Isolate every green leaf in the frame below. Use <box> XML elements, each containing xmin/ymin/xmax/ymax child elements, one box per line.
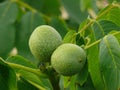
<box><xmin>80</xmin><ymin>0</ymin><xmax>91</xmax><ymax>11</ymax></box>
<box><xmin>59</xmin><ymin>76</ymin><xmax>76</xmax><ymax>90</ymax></box>
<box><xmin>63</xmin><ymin>30</ymin><xmax>76</xmax><ymax>43</ymax></box>
<box><xmin>6</xmin><ymin>55</ymin><xmax>37</xmax><ymax>69</ymax></box>
<box><xmin>61</xmin><ymin>0</ymin><xmax>88</xmax><ymax>24</ymax></box>
<box><xmin>59</xmin><ymin>64</ymin><xmax>88</xmax><ymax>90</ymax></box>
<box><xmin>6</xmin><ymin>55</ymin><xmax>47</xmax><ymax>78</ymax></box>
<box><xmin>99</xmin><ymin>34</ymin><xmax>120</xmax><ymax>90</ymax></box>
<box><xmin>92</xmin><ymin>20</ymin><xmax>120</xmax><ymax>40</ymax></box>
<box><xmin>80</xmin><ymin>0</ymin><xmax>97</xmax><ymax>11</ymax></box>
<box><xmin>76</xmin><ymin>34</ymin><xmax>85</xmax><ymax>46</ymax></box>
<box><xmin>0</xmin><ymin>57</ymin><xmax>17</xmax><ymax>90</ymax></box>
<box><xmin>0</xmin><ymin>0</ymin><xmax>18</xmax><ymax>58</ymax></box>
<box><xmin>76</xmin><ymin>75</ymin><xmax>95</xmax><ymax>90</ymax></box>
<box><xmin>78</xmin><ymin>19</ymin><xmax>91</xmax><ymax>37</ymax></box>
<box><xmin>0</xmin><ymin>1</ymin><xmax>18</xmax><ymax>24</ymax></box>
<box><xmin>17</xmin><ymin>77</ymin><xmax>38</xmax><ymax>90</ymax></box>
<box><xmin>0</xmin><ymin>23</ymin><xmax>15</xmax><ymax>58</ymax></box>
<box><xmin>76</xmin><ymin>63</ymin><xmax>88</xmax><ymax>86</ymax></box>
<box><xmin>23</xmin><ymin>0</ymin><xmax>60</xmax><ymax>16</ymax></box>
<box><xmin>22</xmin><ymin>0</ymin><xmax>44</xmax><ymax>12</ymax></box>
<box><xmin>112</xmin><ymin>31</ymin><xmax>120</xmax><ymax>44</ymax></box>
<box><xmin>41</xmin><ymin>0</ymin><xmax>61</xmax><ymax>16</ymax></box>
<box><xmin>16</xmin><ymin>11</ymin><xmax>45</xmax><ymax>63</ymax></box>
<box><xmin>108</xmin><ymin>0</ymin><xmax>120</xmax><ymax>3</ymax></box>
<box><xmin>60</xmin><ymin>69</ymin><xmax>88</xmax><ymax>90</ymax></box>
<box><xmin>19</xmin><ymin>70</ymin><xmax>53</xmax><ymax>90</ymax></box>
<box><xmin>98</xmin><ymin>5</ymin><xmax>120</xmax><ymax>26</ymax></box>
<box><xmin>108</xmin><ymin>0</ymin><xmax>114</xmax><ymax>3</ymax></box>
<box><xmin>87</xmin><ymin>29</ymin><xmax>105</xmax><ymax>90</ymax></box>
<box><xmin>50</xmin><ymin>17</ymin><xmax>68</xmax><ymax>38</ymax></box>
<box><xmin>59</xmin><ymin>76</ymin><xmax>71</xmax><ymax>90</ymax></box>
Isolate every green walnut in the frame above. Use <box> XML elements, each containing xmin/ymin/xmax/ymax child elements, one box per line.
<box><xmin>29</xmin><ymin>25</ymin><xmax>62</xmax><ymax>62</ymax></box>
<box><xmin>51</xmin><ymin>43</ymin><xmax>86</xmax><ymax>76</ymax></box>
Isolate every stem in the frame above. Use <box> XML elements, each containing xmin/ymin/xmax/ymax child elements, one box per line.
<box><xmin>46</xmin><ymin>66</ymin><xmax>60</xmax><ymax>90</ymax></box>
<box><xmin>78</xmin><ymin>3</ymin><xmax>119</xmax><ymax>34</ymax></box>
<box><xmin>7</xmin><ymin>62</ymin><xmax>48</xmax><ymax>78</ymax></box>
<box><xmin>85</xmin><ymin>39</ymin><xmax>101</xmax><ymax>49</ymax></box>
<box><xmin>11</xmin><ymin>0</ymin><xmax>50</xmax><ymax>21</ymax></box>
<box><xmin>78</xmin><ymin>20</ymin><xmax>94</xmax><ymax>34</ymax></box>
<box><xmin>12</xmin><ymin>0</ymin><xmax>37</xmax><ymax>13</ymax></box>
<box><xmin>85</xmin><ymin>31</ymin><xmax>120</xmax><ymax>49</ymax></box>
<box><xmin>49</xmin><ymin>73</ymin><xmax>60</xmax><ymax>90</ymax></box>
<box><xmin>96</xmin><ymin>5</ymin><xmax>116</xmax><ymax>20</ymax></box>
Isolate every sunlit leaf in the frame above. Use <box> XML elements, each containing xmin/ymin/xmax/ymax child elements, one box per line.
<box><xmin>6</xmin><ymin>55</ymin><xmax>37</xmax><ymax>69</ymax></box>
<box><xmin>112</xmin><ymin>31</ymin><xmax>120</xmax><ymax>44</ymax></box>
<box><xmin>59</xmin><ymin>75</ymin><xmax>76</xmax><ymax>90</ymax></box>
<box><xmin>87</xmin><ymin>29</ymin><xmax>105</xmax><ymax>90</ymax></box>
<box><xmin>98</xmin><ymin>5</ymin><xmax>120</xmax><ymax>26</ymax></box>
<box><xmin>63</xmin><ymin>30</ymin><xmax>76</xmax><ymax>43</ymax></box>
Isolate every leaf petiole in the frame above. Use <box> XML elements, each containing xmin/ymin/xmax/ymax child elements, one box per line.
<box><xmin>7</xmin><ymin>62</ymin><xmax>48</xmax><ymax>78</ymax></box>
<box><xmin>85</xmin><ymin>31</ymin><xmax>120</xmax><ymax>49</ymax></box>
<box><xmin>77</xmin><ymin>2</ymin><xmax>120</xmax><ymax>34</ymax></box>
<box><xmin>11</xmin><ymin>0</ymin><xmax>50</xmax><ymax>21</ymax></box>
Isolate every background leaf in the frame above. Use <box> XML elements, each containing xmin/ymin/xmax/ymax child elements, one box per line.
<box><xmin>0</xmin><ymin>1</ymin><xmax>18</xmax><ymax>24</ymax></box>
<box><xmin>0</xmin><ymin>23</ymin><xmax>16</xmax><ymax>58</ymax></box>
<box><xmin>99</xmin><ymin>34</ymin><xmax>120</xmax><ymax>90</ymax></box>
<box><xmin>0</xmin><ymin>1</ymin><xmax>18</xmax><ymax>58</ymax></box>
<box><xmin>50</xmin><ymin>17</ymin><xmax>68</xmax><ymax>38</ymax></box>
<box><xmin>41</xmin><ymin>0</ymin><xmax>61</xmax><ymax>16</ymax></box>
<box><xmin>22</xmin><ymin>0</ymin><xmax>44</xmax><ymax>12</ymax></box>
<box><xmin>16</xmin><ymin>11</ymin><xmax>45</xmax><ymax>64</ymax></box>
<box><xmin>61</xmin><ymin>0</ymin><xmax>88</xmax><ymax>24</ymax></box>
<box><xmin>22</xmin><ymin>0</ymin><xmax>61</xmax><ymax>16</ymax></box>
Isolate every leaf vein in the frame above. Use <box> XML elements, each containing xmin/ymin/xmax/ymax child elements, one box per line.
<box><xmin>104</xmin><ymin>36</ymin><xmax>117</xmax><ymax>69</ymax></box>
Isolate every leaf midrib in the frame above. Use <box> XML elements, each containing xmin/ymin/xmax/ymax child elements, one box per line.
<box><xmin>104</xmin><ymin>36</ymin><xmax>117</xmax><ymax>69</ymax></box>
<box><xmin>104</xmin><ymin>36</ymin><xmax>118</xmax><ymax>90</ymax></box>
